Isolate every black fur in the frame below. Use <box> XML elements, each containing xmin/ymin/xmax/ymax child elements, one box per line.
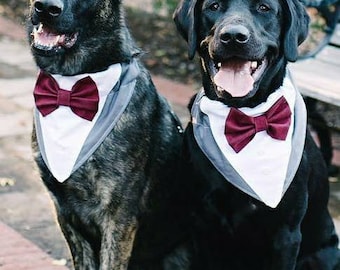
<box><xmin>174</xmin><ymin>0</ymin><xmax>340</xmax><ymax>269</ymax></box>
<box><xmin>174</xmin><ymin>0</ymin><xmax>308</xmax><ymax>108</ymax></box>
<box><xmin>28</xmin><ymin>0</ymin><xmax>192</xmax><ymax>269</ymax></box>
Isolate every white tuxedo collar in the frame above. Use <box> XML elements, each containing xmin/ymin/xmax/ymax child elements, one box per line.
<box><xmin>192</xmin><ymin>72</ymin><xmax>307</xmax><ymax>208</ymax></box>
<box><xmin>50</xmin><ymin>64</ymin><xmax>121</xmax><ymax>96</ymax></box>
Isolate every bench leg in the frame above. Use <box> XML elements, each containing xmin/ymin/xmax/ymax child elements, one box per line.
<box><xmin>305</xmin><ymin>97</ymin><xmax>339</xmax><ymax>177</ymax></box>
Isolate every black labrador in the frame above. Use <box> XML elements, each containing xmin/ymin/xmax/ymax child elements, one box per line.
<box><xmin>174</xmin><ymin>0</ymin><xmax>340</xmax><ymax>269</ymax></box>
<box><xmin>27</xmin><ymin>0</ymin><xmax>192</xmax><ymax>269</ymax></box>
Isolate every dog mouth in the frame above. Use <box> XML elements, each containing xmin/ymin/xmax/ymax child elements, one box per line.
<box><xmin>31</xmin><ymin>23</ymin><xmax>78</xmax><ymax>53</ymax></box>
<box><xmin>209</xmin><ymin>57</ymin><xmax>268</xmax><ymax>98</ymax></box>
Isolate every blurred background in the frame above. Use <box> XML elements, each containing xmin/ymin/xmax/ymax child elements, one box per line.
<box><xmin>0</xmin><ymin>0</ymin><xmax>201</xmax><ymax>84</ymax></box>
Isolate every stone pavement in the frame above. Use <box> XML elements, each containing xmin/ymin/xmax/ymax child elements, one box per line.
<box><xmin>0</xmin><ymin>15</ymin><xmax>339</xmax><ymax>270</ymax></box>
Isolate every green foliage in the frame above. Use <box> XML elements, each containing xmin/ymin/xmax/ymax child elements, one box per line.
<box><xmin>152</xmin><ymin>0</ymin><xmax>179</xmax><ymax>15</ymax></box>
<box><xmin>0</xmin><ymin>0</ymin><xmax>29</xmax><ymax>22</ymax></box>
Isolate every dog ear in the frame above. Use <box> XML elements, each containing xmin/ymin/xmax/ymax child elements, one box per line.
<box><xmin>282</xmin><ymin>0</ymin><xmax>310</xmax><ymax>62</ymax></box>
<box><xmin>173</xmin><ymin>0</ymin><xmax>198</xmax><ymax>59</ymax></box>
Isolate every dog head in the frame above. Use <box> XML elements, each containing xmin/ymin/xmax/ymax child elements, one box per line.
<box><xmin>174</xmin><ymin>0</ymin><xmax>309</xmax><ymax>107</ymax></box>
<box><xmin>28</xmin><ymin>0</ymin><xmax>139</xmax><ymax>75</ymax></box>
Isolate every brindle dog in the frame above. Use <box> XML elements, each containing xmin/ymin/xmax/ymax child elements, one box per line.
<box><xmin>27</xmin><ymin>0</ymin><xmax>192</xmax><ymax>269</ymax></box>
<box><xmin>174</xmin><ymin>0</ymin><xmax>340</xmax><ymax>269</ymax></box>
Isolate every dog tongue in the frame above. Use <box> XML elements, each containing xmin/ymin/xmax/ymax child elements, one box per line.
<box><xmin>214</xmin><ymin>59</ymin><xmax>254</xmax><ymax>97</ymax></box>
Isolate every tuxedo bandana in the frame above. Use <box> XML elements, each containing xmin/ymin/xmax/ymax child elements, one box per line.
<box><xmin>191</xmin><ymin>73</ymin><xmax>307</xmax><ymax>208</ymax></box>
<box><xmin>34</xmin><ymin>60</ymin><xmax>140</xmax><ymax>182</ymax></box>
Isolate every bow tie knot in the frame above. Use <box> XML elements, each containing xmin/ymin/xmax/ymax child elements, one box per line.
<box><xmin>254</xmin><ymin>115</ymin><xmax>268</xmax><ymax>133</ymax></box>
<box><xmin>225</xmin><ymin>96</ymin><xmax>291</xmax><ymax>153</ymax></box>
<box><xmin>34</xmin><ymin>71</ymin><xmax>99</xmax><ymax>121</ymax></box>
<box><xmin>57</xmin><ymin>89</ymin><xmax>72</xmax><ymax>107</ymax></box>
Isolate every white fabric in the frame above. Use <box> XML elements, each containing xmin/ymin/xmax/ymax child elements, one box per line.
<box><xmin>199</xmin><ymin>76</ymin><xmax>296</xmax><ymax>208</ymax></box>
<box><xmin>38</xmin><ymin>64</ymin><xmax>122</xmax><ymax>182</ymax></box>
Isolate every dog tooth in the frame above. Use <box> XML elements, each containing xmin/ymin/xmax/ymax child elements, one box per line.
<box><xmin>33</xmin><ymin>27</ymin><xmax>39</xmax><ymax>37</ymax></box>
<box><xmin>251</xmin><ymin>61</ymin><xmax>258</xmax><ymax>70</ymax></box>
<box><xmin>37</xmin><ymin>24</ymin><xmax>44</xmax><ymax>34</ymax></box>
<box><xmin>217</xmin><ymin>86</ymin><xmax>224</xmax><ymax>92</ymax></box>
<box><xmin>217</xmin><ymin>62</ymin><xmax>221</xmax><ymax>68</ymax></box>
<box><xmin>55</xmin><ymin>35</ymin><xmax>61</xmax><ymax>44</ymax></box>
<box><xmin>32</xmin><ymin>29</ymin><xmax>37</xmax><ymax>39</ymax></box>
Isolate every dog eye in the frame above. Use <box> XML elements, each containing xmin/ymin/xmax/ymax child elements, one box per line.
<box><xmin>258</xmin><ymin>4</ymin><xmax>271</xmax><ymax>12</ymax></box>
<box><xmin>209</xmin><ymin>2</ymin><xmax>220</xmax><ymax>11</ymax></box>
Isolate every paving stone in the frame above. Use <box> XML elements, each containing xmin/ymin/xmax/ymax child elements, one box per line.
<box><xmin>0</xmin><ymin>112</ymin><xmax>32</xmax><ymax>137</ymax></box>
<box><xmin>0</xmin><ymin>37</ymin><xmax>35</xmax><ymax>73</ymax></box>
<box><xmin>0</xmin><ymin>221</ymin><xmax>68</xmax><ymax>270</ymax></box>
<box><xmin>0</xmin><ymin>78</ymin><xmax>36</xmax><ymax>98</ymax></box>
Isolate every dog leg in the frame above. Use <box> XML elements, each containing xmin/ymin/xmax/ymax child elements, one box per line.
<box><xmin>162</xmin><ymin>243</ymin><xmax>192</xmax><ymax>270</ymax></box>
<box><xmin>270</xmin><ymin>225</ymin><xmax>302</xmax><ymax>269</ymax></box>
<box><xmin>57</xmin><ymin>213</ymin><xmax>99</xmax><ymax>269</ymax></box>
<box><xmin>99</xmin><ymin>216</ymin><xmax>138</xmax><ymax>270</ymax></box>
<box><xmin>58</xmin><ymin>210</ymin><xmax>138</xmax><ymax>270</ymax></box>
<box><xmin>296</xmin><ymin>248</ymin><xmax>340</xmax><ymax>270</ymax></box>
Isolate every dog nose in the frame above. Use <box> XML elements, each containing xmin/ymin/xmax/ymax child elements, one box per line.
<box><xmin>220</xmin><ymin>25</ymin><xmax>250</xmax><ymax>44</ymax></box>
<box><xmin>33</xmin><ymin>0</ymin><xmax>64</xmax><ymax>18</ymax></box>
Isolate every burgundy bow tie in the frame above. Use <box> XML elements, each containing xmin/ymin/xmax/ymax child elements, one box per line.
<box><xmin>225</xmin><ymin>96</ymin><xmax>291</xmax><ymax>153</ymax></box>
<box><xmin>33</xmin><ymin>71</ymin><xmax>99</xmax><ymax>121</ymax></box>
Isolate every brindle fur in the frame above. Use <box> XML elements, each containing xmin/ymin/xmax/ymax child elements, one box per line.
<box><xmin>28</xmin><ymin>0</ymin><xmax>192</xmax><ymax>269</ymax></box>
